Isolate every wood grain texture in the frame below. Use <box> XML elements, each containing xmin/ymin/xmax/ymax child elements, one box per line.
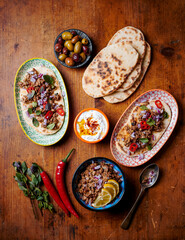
<box><xmin>0</xmin><ymin>0</ymin><xmax>185</xmax><ymax>239</ymax></box>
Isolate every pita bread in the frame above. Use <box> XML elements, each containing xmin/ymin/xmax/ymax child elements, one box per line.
<box><xmin>82</xmin><ymin>43</ymin><xmax>139</xmax><ymax>98</ymax></box>
<box><xmin>103</xmin><ymin>42</ymin><xmax>151</xmax><ymax>103</ymax></box>
<box><xmin>116</xmin><ymin>100</ymin><xmax>171</xmax><ymax>157</ymax></box>
<box><xmin>19</xmin><ymin>66</ymin><xmax>65</xmax><ymax>135</ymax></box>
<box><xmin>108</xmin><ymin>26</ymin><xmax>146</xmax><ymax>91</ymax></box>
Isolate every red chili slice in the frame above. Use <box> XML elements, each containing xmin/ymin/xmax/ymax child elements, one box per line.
<box><xmin>155</xmin><ymin>100</ymin><xmax>163</xmax><ymax>109</ymax></box>
<box><xmin>45</xmin><ymin>111</ymin><xmax>53</xmax><ymax>120</ymax></box>
<box><xmin>140</xmin><ymin>121</ymin><xmax>150</xmax><ymax>130</ymax></box>
<box><xmin>43</xmin><ymin>101</ymin><xmax>47</xmax><ymax>109</ymax></box>
<box><xmin>56</xmin><ymin>108</ymin><xmax>65</xmax><ymax>116</ymax></box>
<box><xmin>129</xmin><ymin>143</ymin><xmax>138</xmax><ymax>152</ymax></box>
<box><xmin>27</xmin><ymin>87</ymin><xmax>35</xmax><ymax>93</ymax></box>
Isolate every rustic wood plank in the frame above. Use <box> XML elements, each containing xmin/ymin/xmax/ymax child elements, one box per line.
<box><xmin>0</xmin><ymin>0</ymin><xmax>184</xmax><ymax>239</ymax></box>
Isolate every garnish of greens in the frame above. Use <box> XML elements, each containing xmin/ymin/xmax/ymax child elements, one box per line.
<box><xmin>146</xmin><ymin>118</ymin><xmax>155</xmax><ymax>126</ymax></box>
<box><xmin>43</xmin><ymin>75</ymin><xmax>54</xmax><ymax>86</ymax></box>
<box><xmin>163</xmin><ymin>111</ymin><xmax>169</xmax><ymax>119</ymax></box>
<box><xmin>32</xmin><ymin>117</ymin><xmax>39</xmax><ymax>127</ymax></box>
<box><xmin>139</xmin><ymin>138</ymin><xmax>149</xmax><ymax>143</ymax></box>
<box><xmin>140</xmin><ymin>105</ymin><xmax>148</xmax><ymax>110</ymax></box>
<box><xmin>13</xmin><ymin>161</ymin><xmax>55</xmax><ymax>219</ymax></box>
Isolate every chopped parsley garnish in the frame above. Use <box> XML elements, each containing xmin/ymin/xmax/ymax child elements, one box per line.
<box><xmin>146</xmin><ymin>118</ymin><xmax>155</xmax><ymax>126</ymax></box>
<box><xmin>140</xmin><ymin>105</ymin><xmax>148</xmax><ymax>110</ymax></box>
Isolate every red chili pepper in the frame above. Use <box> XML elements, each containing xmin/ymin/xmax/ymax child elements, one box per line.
<box><xmin>140</xmin><ymin>121</ymin><xmax>150</xmax><ymax>130</ymax></box>
<box><xmin>27</xmin><ymin>87</ymin><xmax>35</xmax><ymax>93</ymax></box>
<box><xmin>56</xmin><ymin>108</ymin><xmax>65</xmax><ymax>116</ymax></box>
<box><xmin>35</xmin><ymin>165</ymin><xmax>69</xmax><ymax>216</ymax></box>
<box><xmin>56</xmin><ymin>149</ymin><xmax>79</xmax><ymax>218</ymax></box>
<box><xmin>129</xmin><ymin>143</ymin><xmax>138</xmax><ymax>152</ymax></box>
<box><xmin>155</xmin><ymin>100</ymin><xmax>163</xmax><ymax>109</ymax></box>
<box><xmin>45</xmin><ymin>111</ymin><xmax>53</xmax><ymax>120</ymax></box>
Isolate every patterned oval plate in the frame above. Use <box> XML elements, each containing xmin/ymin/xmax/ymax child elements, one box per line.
<box><xmin>14</xmin><ymin>58</ymin><xmax>69</xmax><ymax>146</ymax></box>
<box><xmin>110</xmin><ymin>89</ymin><xmax>178</xmax><ymax>167</ymax></box>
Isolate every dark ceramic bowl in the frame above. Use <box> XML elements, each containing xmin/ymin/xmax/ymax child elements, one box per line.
<box><xmin>72</xmin><ymin>157</ymin><xmax>126</xmax><ymax>211</ymax></box>
<box><xmin>54</xmin><ymin>29</ymin><xmax>93</xmax><ymax>69</ymax></box>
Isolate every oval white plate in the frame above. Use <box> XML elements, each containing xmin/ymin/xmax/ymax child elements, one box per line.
<box><xmin>110</xmin><ymin>89</ymin><xmax>178</xmax><ymax>167</ymax></box>
<box><xmin>14</xmin><ymin>58</ymin><xmax>69</xmax><ymax>146</ymax></box>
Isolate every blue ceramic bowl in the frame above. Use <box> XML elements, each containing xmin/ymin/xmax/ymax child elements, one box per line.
<box><xmin>72</xmin><ymin>157</ymin><xmax>126</xmax><ymax>211</ymax></box>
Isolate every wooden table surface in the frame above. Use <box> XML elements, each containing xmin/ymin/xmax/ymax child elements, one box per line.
<box><xmin>0</xmin><ymin>0</ymin><xmax>185</xmax><ymax>239</ymax></box>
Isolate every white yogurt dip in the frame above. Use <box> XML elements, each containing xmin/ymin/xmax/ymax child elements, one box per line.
<box><xmin>76</xmin><ymin>110</ymin><xmax>108</xmax><ymax>141</ymax></box>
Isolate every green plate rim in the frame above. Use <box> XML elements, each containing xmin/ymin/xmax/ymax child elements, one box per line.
<box><xmin>14</xmin><ymin>57</ymin><xmax>69</xmax><ymax>146</ymax></box>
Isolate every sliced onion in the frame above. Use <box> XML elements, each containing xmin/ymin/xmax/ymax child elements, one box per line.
<box><xmin>131</xmin><ymin>132</ymin><xmax>135</xmax><ymax>138</ymax></box>
<box><xmin>135</xmin><ymin>103</ymin><xmax>140</xmax><ymax>106</ymax></box>
<box><xmin>25</xmin><ymin>111</ymin><xmax>30</xmax><ymax>118</ymax></box>
<box><xmin>38</xmin><ymin>73</ymin><xmax>43</xmax><ymax>78</ymax></box>
<box><xmin>30</xmin><ymin>77</ymin><xmax>36</xmax><ymax>83</ymax></box>
<box><xmin>140</xmin><ymin>98</ymin><xmax>147</xmax><ymax>103</ymax></box>
<box><xmin>94</xmin><ymin>165</ymin><xmax>101</xmax><ymax>170</ymax></box>
<box><xmin>141</xmin><ymin>110</ymin><xmax>147</xmax><ymax>114</ymax></box>
<box><xmin>43</xmin><ymin>118</ymin><xmax>47</xmax><ymax>125</ymax></box>
<box><xmin>142</xmin><ymin>114</ymin><xmax>147</xmax><ymax>119</ymax></box>
<box><xmin>138</xmin><ymin>123</ymin><xmax>141</xmax><ymax>128</ymax></box>
<box><xmin>54</xmin><ymin>104</ymin><xmax>59</xmax><ymax>109</ymax></box>
<box><xmin>138</xmin><ymin>154</ymin><xmax>144</xmax><ymax>160</ymax></box>
<box><xmin>127</xmin><ymin>150</ymin><xmax>131</xmax><ymax>155</ymax></box>
<box><xmin>136</xmin><ymin>143</ymin><xmax>140</xmax><ymax>148</ymax></box>
<box><xmin>27</xmin><ymin>71</ymin><xmax>34</xmax><ymax>75</ymax></box>
<box><xmin>152</xmin><ymin>135</ymin><xmax>155</xmax><ymax>141</ymax></box>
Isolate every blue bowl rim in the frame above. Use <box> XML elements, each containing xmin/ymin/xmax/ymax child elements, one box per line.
<box><xmin>54</xmin><ymin>29</ymin><xmax>93</xmax><ymax>69</ymax></box>
<box><xmin>72</xmin><ymin>157</ymin><xmax>126</xmax><ymax>211</ymax></box>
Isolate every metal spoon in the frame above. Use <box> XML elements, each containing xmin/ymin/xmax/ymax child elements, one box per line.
<box><xmin>121</xmin><ymin>163</ymin><xmax>159</xmax><ymax>230</ymax></box>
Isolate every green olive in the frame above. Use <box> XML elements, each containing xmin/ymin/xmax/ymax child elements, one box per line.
<box><xmin>71</xmin><ymin>35</ymin><xmax>80</xmax><ymax>44</ymax></box>
<box><xmin>66</xmin><ymin>42</ymin><xmax>74</xmax><ymax>51</ymax></box>
<box><xmin>65</xmin><ymin>57</ymin><xmax>74</xmax><ymax>66</ymax></box>
<box><xmin>69</xmin><ymin>51</ymin><xmax>75</xmax><ymax>58</ymax></box>
<box><xmin>62</xmin><ymin>31</ymin><xmax>73</xmax><ymax>40</ymax></box>
<box><xmin>64</xmin><ymin>40</ymin><xmax>71</xmax><ymax>48</ymax></box>
<box><xmin>80</xmin><ymin>52</ymin><xmax>86</xmax><ymax>62</ymax></box>
<box><xmin>58</xmin><ymin>54</ymin><xmax>67</xmax><ymax>62</ymax></box>
<box><xmin>82</xmin><ymin>38</ymin><xmax>88</xmax><ymax>45</ymax></box>
<box><xmin>74</xmin><ymin>41</ymin><xmax>82</xmax><ymax>54</ymax></box>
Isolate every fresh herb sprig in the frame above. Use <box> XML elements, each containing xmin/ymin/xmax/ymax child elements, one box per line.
<box><xmin>13</xmin><ymin>161</ymin><xmax>54</xmax><ymax>219</ymax></box>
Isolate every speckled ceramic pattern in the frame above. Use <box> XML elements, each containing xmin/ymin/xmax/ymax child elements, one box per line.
<box><xmin>111</xmin><ymin>89</ymin><xmax>178</xmax><ymax>167</ymax></box>
<box><xmin>14</xmin><ymin>58</ymin><xmax>69</xmax><ymax>146</ymax></box>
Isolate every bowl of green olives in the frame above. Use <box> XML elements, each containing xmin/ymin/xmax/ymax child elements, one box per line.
<box><xmin>54</xmin><ymin>29</ymin><xmax>92</xmax><ymax>68</ymax></box>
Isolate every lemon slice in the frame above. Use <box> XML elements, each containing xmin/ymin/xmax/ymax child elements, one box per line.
<box><xmin>108</xmin><ymin>179</ymin><xmax>119</xmax><ymax>195</ymax></box>
<box><xmin>103</xmin><ymin>183</ymin><xmax>117</xmax><ymax>199</ymax></box>
<box><xmin>92</xmin><ymin>189</ymin><xmax>112</xmax><ymax>208</ymax></box>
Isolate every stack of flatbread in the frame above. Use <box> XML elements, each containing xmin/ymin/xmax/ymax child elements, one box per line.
<box><xmin>82</xmin><ymin>26</ymin><xmax>151</xmax><ymax>103</ymax></box>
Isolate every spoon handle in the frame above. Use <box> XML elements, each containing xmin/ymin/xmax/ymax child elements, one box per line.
<box><xmin>121</xmin><ymin>187</ymin><xmax>145</xmax><ymax>230</ymax></box>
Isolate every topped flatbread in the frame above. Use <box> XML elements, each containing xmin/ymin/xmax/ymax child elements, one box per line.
<box><xmin>116</xmin><ymin>100</ymin><xmax>171</xmax><ymax>157</ymax></box>
<box><xmin>82</xmin><ymin>42</ymin><xmax>139</xmax><ymax>98</ymax></box>
<box><xmin>107</xmin><ymin>26</ymin><xmax>146</xmax><ymax>91</ymax></box>
<box><xmin>18</xmin><ymin>66</ymin><xmax>65</xmax><ymax>135</ymax></box>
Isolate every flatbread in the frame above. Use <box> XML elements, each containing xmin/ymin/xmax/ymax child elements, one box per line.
<box><xmin>19</xmin><ymin>66</ymin><xmax>65</xmax><ymax>135</ymax></box>
<box><xmin>82</xmin><ymin>42</ymin><xmax>139</xmax><ymax>98</ymax></box>
<box><xmin>108</xmin><ymin>26</ymin><xmax>146</xmax><ymax>91</ymax></box>
<box><xmin>103</xmin><ymin>42</ymin><xmax>151</xmax><ymax>103</ymax></box>
<box><xmin>116</xmin><ymin>100</ymin><xmax>171</xmax><ymax>157</ymax></box>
